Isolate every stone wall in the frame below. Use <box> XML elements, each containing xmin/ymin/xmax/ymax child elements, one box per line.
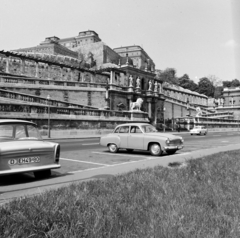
<box><xmin>1</xmin><ymin>85</ymin><xmax>106</xmax><ymax>108</ymax></box>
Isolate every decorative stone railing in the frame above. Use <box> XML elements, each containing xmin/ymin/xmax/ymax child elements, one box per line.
<box><xmin>204</xmin><ymin>112</ymin><xmax>234</xmax><ymax>118</ymax></box>
<box><xmin>0</xmin><ymin>102</ymin><xmax>149</xmax><ymax>122</ymax></box>
<box><xmin>0</xmin><ymin>89</ymin><xmax>97</xmax><ymax>109</ymax></box>
<box><xmin>0</xmin><ymin>74</ymin><xmax>106</xmax><ymax>89</ymax></box>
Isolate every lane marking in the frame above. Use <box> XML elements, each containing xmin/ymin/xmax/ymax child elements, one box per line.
<box><xmin>221</xmin><ymin>141</ymin><xmax>229</xmax><ymax>143</ymax></box>
<box><xmin>61</xmin><ymin>157</ymin><xmax>108</xmax><ymax>166</ymax></box>
<box><xmin>69</xmin><ymin>152</ymin><xmax>191</xmax><ymax>174</ymax></box>
<box><xmin>82</xmin><ymin>143</ymin><xmax>100</xmax><ymax>145</ymax></box>
<box><xmin>92</xmin><ymin>151</ymin><xmax>149</xmax><ymax>158</ymax></box>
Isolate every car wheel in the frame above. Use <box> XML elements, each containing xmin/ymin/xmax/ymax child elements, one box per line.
<box><xmin>126</xmin><ymin>149</ymin><xmax>133</xmax><ymax>152</ymax></box>
<box><xmin>166</xmin><ymin>150</ymin><xmax>177</xmax><ymax>155</ymax></box>
<box><xmin>34</xmin><ymin>169</ymin><xmax>51</xmax><ymax>179</ymax></box>
<box><xmin>199</xmin><ymin>132</ymin><xmax>201</xmax><ymax>135</ymax></box>
<box><xmin>149</xmin><ymin>143</ymin><xmax>162</xmax><ymax>156</ymax></box>
<box><xmin>108</xmin><ymin>143</ymin><xmax>118</xmax><ymax>153</ymax></box>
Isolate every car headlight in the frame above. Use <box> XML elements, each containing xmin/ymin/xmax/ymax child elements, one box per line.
<box><xmin>180</xmin><ymin>137</ymin><xmax>184</xmax><ymax>143</ymax></box>
<box><xmin>165</xmin><ymin>139</ymin><xmax>170</xmax><ymax>145</ymax></box>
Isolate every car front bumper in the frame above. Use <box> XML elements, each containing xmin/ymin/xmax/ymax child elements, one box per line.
<box><xmin>164</xmin><ymin>145</ymin><xmax>183</xmax><ymax>151</ymax></box>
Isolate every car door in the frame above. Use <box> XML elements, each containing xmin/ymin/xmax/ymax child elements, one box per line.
<box><xmin>128</xmin><ymin>125</ymin><xmax>144</xmax><ymax>150</ymax></box>
<box><xmin>117</xmin><ymin>126</ymin><xmax>129</xmax><ymax>148</ymax></box>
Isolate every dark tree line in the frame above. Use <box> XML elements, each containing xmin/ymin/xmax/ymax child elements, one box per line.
<box><xmin>156</xmin><ymin>68</ymin><xmax>240</xmax><ymax>98</ymax></box>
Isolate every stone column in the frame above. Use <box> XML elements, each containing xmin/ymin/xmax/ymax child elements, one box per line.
<box><xmin>110</xmin><ymin>71</ymin><xmax>115</xmax><ymax>89</ymax></box>
<box><xmin>70</xmin><ymin>69</ymin><xmax>74</xmax><ymax>81</ymax></box>
<box><xmin>148</xmin><ymin>102</ymin><xmax>152</xmax><ymax>118</ymax></box>
<box><xmin>21</xmin><ymin>59</ymin><xmax>25</xmax><ymax>75</ymax></box>
<box><xmin>47</xmin><ymin>64</ymin><xmax>51</xmax><ymax>79</ymax></box>
<box><xmin>5</xmin><ymin>56</ymin><xmax>10</xmax><ymax>73</ymax></box>
<box><xmin>153</xmin><ymin>101</ymin><xmax>157</xmax><ymax>125</ymax></box>
<box><xmin>35</xmin><ymin>61</ymin><xmax>39</xmax><ymax>78</ymax></box>
<box><xmin>60</xmin><ymin>67</ymin><xmax>63</xmax><ymax>80</ymax></box>
<box><xmin>81</xmin><ymin>73</ymin><xmax>84</xmax><ymax>82</ymax></box>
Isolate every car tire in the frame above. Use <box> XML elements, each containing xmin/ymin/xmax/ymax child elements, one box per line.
<box><xmin>199</xmin><ymin>132</ymin><xmax>201</xmax><ymax>135</ymax></box>
<box><xmin>149</xmin><ymin>143</ymin><xmax>162</xmax><ymax>156</ymax></box>
<box><xmin>34</xmin><ymin>169</ymin><xmax>51</xmax><ymax>179</ymax></box>
<box><xmin>166</xmin><ymin>150</ymin><xmax>177</xmax><ymax>155</ymax></box>
<box><xmin>126</xmin><ymin>149</ymin><xmax>133</xmax><ymax>152</ymax></box>
<box><xmin>108</xmin><ymin>143</ymin><xmax>118</xmax><ymax>153</ymax></box>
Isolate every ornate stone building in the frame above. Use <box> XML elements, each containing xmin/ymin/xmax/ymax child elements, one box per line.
<box><xmin>0</xmin><ymin>30</ymin><xmax>211</xmax><ymax>130</ymax></box>
<box><xmin>113</xmin><ymin>45</ymin><xmax>155</xmax><ymax>72</ymax></box>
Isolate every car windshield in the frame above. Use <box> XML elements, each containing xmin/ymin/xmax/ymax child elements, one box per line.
<box><xmin>0</xmin><ymin>123</ymin><xmax>42</xmax><ymax>141</ymax></box>
<box><xmin>141</xmin><ymin>125</ymin><xmax>158</xmax><ymax>133</ymax></box>
<box><xmin>193</xmin><ymin>126</ymin><xmax>201</xmax><ymax>129</ymax></box>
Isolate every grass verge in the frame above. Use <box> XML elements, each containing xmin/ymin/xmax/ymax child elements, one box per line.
<box><xmin>1</xmin><ymin>150</ymin><xmax>240</xmax><ymax>237</ymax></box>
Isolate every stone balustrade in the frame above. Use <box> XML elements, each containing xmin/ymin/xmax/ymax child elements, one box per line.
<box><xmin>0</xmin><ymin>74</ymin><xmax>107</xmax><ymax>89</ymax></box>
<box><xmin>0</xmin><ymin>102</ymin><xmax>149</xmax><ymax>122</ymax></box>
<box><xmin>0</xmin><ymin>88</ymin><xmax>97</xmax><ymax>109</ymax></box>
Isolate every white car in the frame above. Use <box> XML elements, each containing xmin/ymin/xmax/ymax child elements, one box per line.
<box><xmin>190</xmin><ymin>126</ymin><xmax>208</xmax><ymax>135</ymax></box>
<box><xmin>0</xmin><ymin>119</ymin><xmax>61</xmax><ymax>179</ymax></box>
<box><xmin>100</xmin><ymin>123</ymin><xmax>184</xmax><ymax>156</ymax></box>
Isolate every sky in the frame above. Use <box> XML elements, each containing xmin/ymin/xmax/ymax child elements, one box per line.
<box><xmin>0</xmin><ymin>0</ymin><xmax>239</xmax><ymax>83</ymax></box>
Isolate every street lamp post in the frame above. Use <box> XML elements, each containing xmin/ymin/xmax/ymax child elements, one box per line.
<box><xmin>186</xmin><ymin>98</ymin><xmax>190</xmax><ymax>116</ymax></box>
<box><xmin>163</xmin><ymin>107</ymin><xmax>166</xmax><ymax>132</ymax></box>
<box><xmin>47</xmin><ymin>95</ymin><xmax>51</xmax><ymax>138</ymax></box>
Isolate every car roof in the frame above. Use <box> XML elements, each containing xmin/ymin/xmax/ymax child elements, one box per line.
<box><xmin>0</xmin><ymin>119</ymin><xmax>37</xmax><ymax>126</ymax></box>
<box><xmin>115</xmin><ymin>123</ymin><xmax>150</xmax><ymax>127</ymax></box>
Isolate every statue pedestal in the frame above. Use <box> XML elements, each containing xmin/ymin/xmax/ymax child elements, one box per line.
<box><xmin>146</xmin><ymin>90</ymin><xmax>153</xmax><ymax>96</ymax></box>
<box><xmin>135</xmin><ymin>87</ymin><xmax>141</xmax><ymax>94</ymax></box>
<box><xmin>130</xmin><ymin>110</ymin><xmax>148</xmax><ymax>121</ymax></box>
<box><xmin>128</xmin><ymin>86</ymin><xmax>134</xmax><ymax>92</ymax></box>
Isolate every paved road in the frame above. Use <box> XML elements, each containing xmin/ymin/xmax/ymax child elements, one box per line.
<box><xmin>0</xmin><ymin>131</ymin><xmax>240</xmax><ymax>204</ymax></box>
<box><xmin>53</xmin><ymin>130</ymin><xmax>240</xmax><ymax>174</ymax></box>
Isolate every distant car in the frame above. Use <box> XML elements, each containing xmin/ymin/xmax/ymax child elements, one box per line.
<box><xmin>190</xmin><ymin>126</ymin><xmax>208</xmax><ymax>135</ymax></box>
<box><xmin>0</xmin><ymin>119</ymin><xmax>60</xmax><ymax>179</ymax></box>
<box><xmin>100</xmin><ymin>123</ymin><xmax>184</xmax><ymax>156</ymax></box>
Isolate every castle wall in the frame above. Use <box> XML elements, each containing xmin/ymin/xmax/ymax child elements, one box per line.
<box><xmin>1</xmin><ymin>85</ymin><xmax>106</xmax><ymax>109</ymax></box>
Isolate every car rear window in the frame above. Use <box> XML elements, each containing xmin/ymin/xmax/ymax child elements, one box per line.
<box><xmin>27</xmin><ymin>125</ymin><xmax>42</xmax><ymax>139</ymax></box>
<box><xmin>0</xmin><ymin>125</ymin><xmax>13</xmax><ymax>138</ymax></box>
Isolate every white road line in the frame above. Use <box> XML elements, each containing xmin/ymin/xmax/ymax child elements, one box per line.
<box><xmin>221</xmin><ymin>141</ymin><xmax>229</xmax><ymax>143</ymax></box>
<box><xmin>82</xmin><ymin>143</ymin><xmax>100</xmax><ymax>145</ymax></box>
<box><xmin>92</xmin><ymin>151</ymin><xmax>149</xmax><ymax>159</ymax></box>
<box><xmin>61</xmin><ymin>157</ymin><xmax>108</xmax><ymax>166</ymax></box>
<box><xmin>69</xmin><ymin>152</ymin><xmax>191</xmax><ymax>174</ymax></box>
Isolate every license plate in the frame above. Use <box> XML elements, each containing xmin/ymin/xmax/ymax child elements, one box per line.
<box><xmin>8</xmin><ymin>157</ymin><xmax>40</xmax><ymax>165</ymax></box>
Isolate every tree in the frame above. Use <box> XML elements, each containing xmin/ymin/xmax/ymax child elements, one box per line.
<box><xmin>178</xmin><ymin>74</ymin><xmax>198</xmax><ymax>91</ymax></box>
<box><xmin>207</xmin><ymin>74</ymin><xmax>222</xmax><ymax>87</ymax></box>
<box><xmin>231</xmin><ymin>79</ymin><xmax>240</xmax><ymax>87</ymax></box>
<box><xmin>197</xmin><ymin>77</ymin><xmax>215</xmax><ymax>97</ymax></box>
<box><xmin>214</xmin><ymin>86</ymin><xmax>223</xmax><ymax>98</ymax></box>
<box><xmin>222</xmin><ymin>80</ymin><xmax>232</xmax><ymax>88</ymax></box>
<box><xmin>156</xmin><ymin>68</ymin><xmax>179</xmax><ymax>85</ymax></box>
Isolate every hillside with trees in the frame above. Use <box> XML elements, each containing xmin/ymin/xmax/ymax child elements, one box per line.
<box><xmin>156</xmin><ymin>68</ymin><xmax>239</xmax><ymax>99</ymax></box>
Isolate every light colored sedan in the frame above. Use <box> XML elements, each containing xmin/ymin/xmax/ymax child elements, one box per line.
<box><xmin>100</xmin><ymin>123</ymin><xmax>184</xmax><ymax>156</ymax></box>
<box><xmin>0</xmin><ymin>119</ymin><xmax>60</xmax><ymax>179</ymax></box>
<box><xmin>190</xmin><ymin>126</ymin><xmax>208</xmax><ymax>135</ymax></box>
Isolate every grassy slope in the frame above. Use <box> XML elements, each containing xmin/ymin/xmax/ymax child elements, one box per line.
<box><xmin>1</xmin><ymin>150</ymin><xmax>240</xmax><ymax>238</ymax></box>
